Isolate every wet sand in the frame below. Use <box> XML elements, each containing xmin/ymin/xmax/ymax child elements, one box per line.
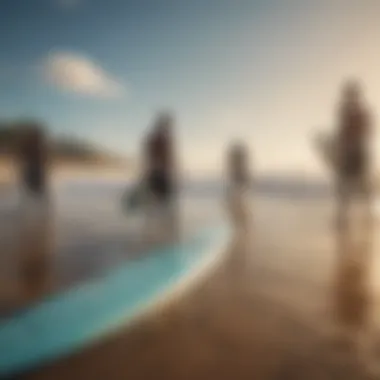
<box><xmin>0</xmin><ymin>179</ymin><xmax>225</xmax><ymax>317</ymax></box>
<box><xmin>14</xmin><ymin>192</ymin><xmax>380</xmax><ymax>379</ymax></box>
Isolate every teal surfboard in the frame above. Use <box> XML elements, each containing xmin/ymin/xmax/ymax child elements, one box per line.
<box><xmin>0</xmin><ymin>224</ymin><xmax>230</xmax><ymax>377</ymax></box>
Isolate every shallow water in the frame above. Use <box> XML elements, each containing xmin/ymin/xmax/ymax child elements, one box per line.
<box><xmin>1</xmin><ymin>176</ymin><xmax>379</xmax><ymax>317</ymax></box>
<box><xmin>0</xmin><ymin>177</ymin><xmax>227</xmax><ymax>315</ymax></box>
<box><xmin>4</xmin><ymin>177</ymin><xmax>380</xmax><ymax>378</ymax></box>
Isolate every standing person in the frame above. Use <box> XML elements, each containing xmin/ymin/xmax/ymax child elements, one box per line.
<box><xmin>335</xmin><ymin>80</ymin><xmax>373</xmax><ymax>228</ymax></box>
<box><xmin>16</xmin><ymin>123</ymin><xmax>52</xmax><ymax>289</ymax></box>
<box><xmin>226</xmin><ymin>142</ymin><xmax>251</xmax><ymax>230</ymax></box>
<box><xmin>143</xmin><ymin>112</ymin><xmax>178</xmax><ymax>240</ymax></box>
<box><xmin>18</xmin><ymin>124</ymin><xmax>48</xmax><ymax>198</ymax></box>
<box><xmin>228</xmin><ymin>142</ymin><xmax>250</xmax><ymax>190</ymax></box>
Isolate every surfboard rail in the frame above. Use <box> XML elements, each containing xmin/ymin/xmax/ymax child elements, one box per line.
<box><xmin>0</xmin><ymin>224</ymin><xmax>230</xmax><ymax>377</ymax></box>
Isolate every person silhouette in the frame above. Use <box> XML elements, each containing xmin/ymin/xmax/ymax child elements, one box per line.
<box><xmin>334</xmin><ymin>80</ymin><xmax>373</xmax><ymax>228</ymax></box>
<box><xmin>225</xmin><ymin>142</ymin><xmax>251</xmax><ymax>232</ymax></box>
<box><xmin>228</xmin><ymin>142</ymin><xmax>250</xmax><ymax>190</ymax></box>
<box><xmin>143</xmin><ymin>112</ymin><xmax>179</xmax><ymax>240</ymax></box>
<box><xmin>16</xmin><ymin>123</ymin><xmax>52</xmax><ymax>293</ymax></box>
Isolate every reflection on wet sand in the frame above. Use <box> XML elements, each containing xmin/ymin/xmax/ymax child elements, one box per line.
<box><xmin>329</xmin><ymin>220</ymin><xmax>374</xmax><ymax>369</ymax></box>
<box><xmin>0</xmin><ymin>183</ymin><xmax>218</xmax><ymax>318</ymax></box>
<box><xmin>17</xmin><ymin>201</ymin><xmax>54</xmax><ymax>309</ymax></box>
<box><xmin>0</xmin><ymin>193</ymin><xmax>54</xmax><ymax>317</ymax></box>
<box><xmin>4</xmin><ymin>180</ymin><xmax>380</xmax><ymax>379</ymax></box>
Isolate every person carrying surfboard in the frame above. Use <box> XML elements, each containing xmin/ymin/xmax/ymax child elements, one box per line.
<box><xmin>334</xmin><ymin>79</ymin><xmax>373</xmax><ymax>227</ymax></box>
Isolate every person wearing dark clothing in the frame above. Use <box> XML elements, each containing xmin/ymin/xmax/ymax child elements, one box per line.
<box><xmin>228</xmin><ymin>142</ymin><xmax>250</xmax><ymax>189</ymax></box>
<box><xmin>18</xmin><ymin>125</ymin><xmax>48</xmax><ymax>197</ymax></box>
<box><xmin>16</xmin><ymin>124</ymin><xmax>52</xmax><ymax>287</ymax></box>
<box><xmin>337</xmin><ymin>81</ymin><xmax>371</xmax><ymax>180</ymax></box>
<box><xmin>225</xmin><ymin>142</ymin><xmax>252</xmax><ymax>231</ymax></box>
<box><xmin>144</xmin><ymin>113</ymin><xmax>175</xmax><ymax>204</ymax></box>
<box><xmin>335</xmin><ymin>80</ymin><xmax>373</xmax><ymax>227</ymax></box>
<box><xmin>143</xmin><ymin>113</ymin><xmax>179</xmax><ymax>240</ymax></box>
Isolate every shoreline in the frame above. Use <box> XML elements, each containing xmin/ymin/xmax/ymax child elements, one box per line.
<box><xmin>0</xmin><ymin>161</ymin><xmax>133</xmax><ymax>187</ymax></box>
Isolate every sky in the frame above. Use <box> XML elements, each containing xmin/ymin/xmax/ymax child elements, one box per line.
<box><xmin>1</xmin><ymin>0</ymin><xmax>380</xmax><ymax>176</ymax></box>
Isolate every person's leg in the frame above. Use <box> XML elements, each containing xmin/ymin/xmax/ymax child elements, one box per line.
<box><xmin>226</xmin><ymin>182</ymin><xmax>247</xmax><ymax>231</ymax></box>
<box><xmin>151</xmin><ymin>175</ymin><xmax>178</xmax><ymax>241</ymax></box>
<box><xmin>143</xmin><ymin>187</ymin><xmax>160</xmax><ymax>242</ymax></box>
<box><xmin>351</xmin><ymin>150</ymin><xmax>373</xmax><ymax>229</ymax></box>
<box><xmin>143</xmin><ymin>171</ymin><xmax>172</xmax><ymax>242</ymax></box>
<box><xmin>164</xmin><ymin>195</ymin><xmax>180</xmax><ymax>241</ymax></box>
<box><xmin>360</xmin><ymin>171</ymin><xmax>373</xmax><ymax>228</ymax></box>
<box><xmin>37</xmin><ymin>191</ymin><xmax>53</xmax><ymax>262</ymax></box>
<box><xmin>29</xmin><ymin>192</ymin><xmax>53</xmax><ymax>294</ymax></box>
<box><xmin>18</xmin><ymin>185</ymin><xmax>31</xmax><ymax>278</ymax></box>
<box><xmin>17</xmin><ymin>188</ymin><xmax>50</xmax><ymax>295</ymax></box>
<box><xmin>336</xmin><ymin>176</ymin><xmax>350</xmax><ymax>230</ymax></box>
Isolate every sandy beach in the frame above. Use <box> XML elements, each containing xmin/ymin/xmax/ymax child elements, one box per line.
<box><xmin>0</xmin><ymin>177</ymin><xmax>225</xmax><ymax>317</ymax></box>
<box><xmin>3</xmin><ymin>182</ymin><xmax>379</xmax><ymax>379</ymax></box>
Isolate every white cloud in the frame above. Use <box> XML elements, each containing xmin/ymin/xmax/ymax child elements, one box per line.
<box><xmin>44</xmin><ymin>51</ymin><xmax>125</xmax><ymax>98</ymax></box>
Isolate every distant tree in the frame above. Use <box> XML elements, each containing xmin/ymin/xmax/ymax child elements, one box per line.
<box><xmin>0</xmin><ymin>119</ymin><xmax>125</xmax><ymax>166</ymax></box>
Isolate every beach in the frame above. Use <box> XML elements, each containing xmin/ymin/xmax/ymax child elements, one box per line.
<box><xmin>1</xmin><ymin>175</ymin><xmax>379</xmax><ymax>378</ymax></box>
<box><xmin>0</xmin><ymin>176</ymin><xmax>227</xmax><ymax>316</ymax></box>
